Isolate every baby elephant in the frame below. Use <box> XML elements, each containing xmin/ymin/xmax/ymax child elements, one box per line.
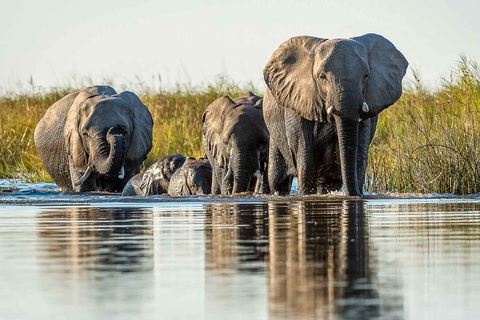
<box><xmin>202</xmin><ymin>91</ymin><xmax>269</xmax><ymax>195</ymax></box>
<box><xmin>168</xmin><ymin>157</ymin><xmax>212</xmax><ymax>196</ymax></box>
<box><xmin>121</xmin><ymin>154</ymin><xmax>186</xmax><ymax>196</ymax></box>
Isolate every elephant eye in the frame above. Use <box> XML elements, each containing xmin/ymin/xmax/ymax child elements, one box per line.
<box><xmin>319</xmin><ymin>74</ymin><xmax>328</xmax><ymax>83</ymax></box>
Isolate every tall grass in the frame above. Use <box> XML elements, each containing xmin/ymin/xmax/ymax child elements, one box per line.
<box><xmin>141</xmin><ymin>77</ymin><xmax>257</xmax><ymax>167</ymax></box>
<box><xmin>0</xmin><ymin>88</ymin><xmax>72</xmax><ymax>182</ymax></box>
<box><xmin>368</xmin><ymin>56</ymin><xmax>480</xmax><ymax>194</ymax></box>
<box><xmin>2</xmin><ymin>58</ymin><xmax>480</xmax><ymax>194</ymax></box>
<box><xmin>0</xmin><ymin>77</ymin><xmax>256</xmax><ymax>182</ymax></box>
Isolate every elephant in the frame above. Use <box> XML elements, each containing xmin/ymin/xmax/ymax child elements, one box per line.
<box><xmin>202</xmin><ymin>91</ymin><xmax>269</xmax><ymax>195</ymax></box>
<box><xmin>167</xmin><ymin>157</ymin><xmax>212</xmax><ymax>196</ymax></box>
<box><xmin>263</xmin><ymin>33</ymin><xmax>408</xmax><ymax>196</ymax></box>
<box><xmin>121</xmin><ymin>154</ymin><xmax>187</xmax><ymax>196</ymax></box>
<box><xmin>34</xmin><ymin>85</ymin><xmax>153</xmax><ymax>192</ymax></box>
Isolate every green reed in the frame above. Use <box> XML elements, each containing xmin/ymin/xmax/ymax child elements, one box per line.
<box><xmin>0</xmin><ymin>88</ymin><xmax>71</xmax><ymax>182</ymax></box>
<box><xmin>367</xmin><ymin>56</ymin><xmax>480</xmax><ymax>194</ymax></box>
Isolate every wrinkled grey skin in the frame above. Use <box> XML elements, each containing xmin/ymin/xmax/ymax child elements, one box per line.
<box><xmin>263</xmin><ymin>33</ymin><xmax>408</xmax><ymax>196</ymax></box>
<box><xmin>202</xmin><ymin>92</ymin><xmax>269</xmax><ymax>195</ymax></box>
<box><xmin>167</xmin><ymin>157</ymin><xmax>212</xmax><ymax>196</ymax></box>
<box><xmin>34</xmin><ymin>85</ymin><xmax>153</xmax><ymax>192</ymax></box>
<box><xmin>121</xmin><ymin>154</ymin><xmax>187</xmax><ymax>196</ymax></box>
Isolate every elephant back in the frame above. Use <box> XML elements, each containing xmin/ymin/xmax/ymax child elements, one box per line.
<box><xmin>121</xmin><ymin>173</ymin><xmax>144</xmax><ymax>196</ymax></box>
<box><xmin>168</xmin><ymin>158</ymin><xmax>212</xmax><ymax>196</ymax></box>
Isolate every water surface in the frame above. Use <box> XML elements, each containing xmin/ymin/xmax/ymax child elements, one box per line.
<box><xmin>1</xmin><ymin>180</ymin><xmax>480</xmax><ymax>319</ymax></box>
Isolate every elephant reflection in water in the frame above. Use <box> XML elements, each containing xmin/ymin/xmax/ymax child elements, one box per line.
<box><xmin>204</xmin><ymin>200</ymin><xmax>379</xmax><ymax>319</ymax></box>
<box><xmin>36</xmin><ymin>207</ymin><xmax>154</xmax><ymax>273</ymax></box>
<box><xmin>267</xmin><ymin>201</ymin><xmax>378</xmax><ymax>319</ymax></box>
<box><xmin>204</xmin><ymin>203</ymin><xmax>268</xmax><ymax>272</ymax></box>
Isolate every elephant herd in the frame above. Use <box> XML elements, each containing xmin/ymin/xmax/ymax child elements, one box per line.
<box><xmin>34</xmin><ymin>33</ymin><xmax>408</xmax><ymax>197</ymax></box>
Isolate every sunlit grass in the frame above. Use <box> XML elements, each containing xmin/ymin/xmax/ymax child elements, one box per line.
<box><xmin>2</xmin><ymin>57</ymin><xmax>480</xmax><ymax>194</ymax></box>
<box><xmin>367</xmin><ymin>55</ymin><xmax>480</xmax><ymax>194</ymax></box>
<box><xmin>0</xmin><ymin>76</ymin><xmax>257</xmax><ymax>182</ymax></box>
<box><xmin>0</xmin><ymin>88</ymin><xmax>71</xmax><ymax>182</ymax></box>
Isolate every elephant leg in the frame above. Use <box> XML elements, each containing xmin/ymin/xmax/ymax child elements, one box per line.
<box><xmin>211</xmin><ymin>166</ymin><xmax>221</xmax><ymax>195</ymax></box>
<box><xmin>295</xmin><ymin>139</ymin><xmax>322</xmax><ymax>195</ymax></box>
<box><xmin>297</xmin><ymin>162</ymin><xmax>319</xmax><ymax>195</ymax></box>
<box><xmin>212</xmin><ymin>178</ymin><xmax>220</xmax><ymax>195</ymax></box>
<box><xmin>268</xmin><ymin>145</ymin><xmax>291</xmax><ymax>195</ymax></box>
<box><xmin>221</xmin><ymin>170</ymin><xmax>233</xmax><ymax>195</ymax></box>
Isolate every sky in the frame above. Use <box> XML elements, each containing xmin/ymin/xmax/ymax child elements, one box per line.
<box><xmin>1</xmin><ymin>0</ymin><xmax>479</xmax><ymax>93</ymax></box>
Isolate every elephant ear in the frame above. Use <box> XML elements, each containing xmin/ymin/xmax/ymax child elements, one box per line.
<box><xmin>140</xmin><ymin>161</ymin><xmax>166</xmax><ymax>195</ymax></box>
<box><xmin>118</xmin><ymin>91</ymin><xmax>153</xmax><ymax>165</ymax></box>
<box><xmin>352</xmin><ymin>33</ymin><xmax>408</xmax><ymax>115</ymax></box>
<box><xmin>263</xmin><ymin>36</ymin><xmax>327</xmax><ymax>121</ymax></box>
<box><xmin>64</xmin><ymin>86</ymin><xmax>114</xmax><ymax>169</ymax></box>
<box><xmin>202</xmin><ymin>96</ymin><xmax>236</xmax><ymax>169</ymax></box>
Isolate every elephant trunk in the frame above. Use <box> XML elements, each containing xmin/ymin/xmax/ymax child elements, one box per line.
<box><xmin>335</xmin><ymin>116</ymin><xmax>361</xmax><ymax>196</ymax></box>
<box><xmin>231</xmin><ymin>147</ymin><xmax>255</xmax><ymax>194</ymax></box>
<box><xmin>93</xmin><ymin>127</ymin><xmax>126</xmax><ymax>177</ymax></box>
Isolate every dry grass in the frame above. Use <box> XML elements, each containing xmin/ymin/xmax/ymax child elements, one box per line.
<box><xmin>2</xmin><ymin>57</ymin><xmax>480</xmax><ymax>195</ymax></box>
<box><xmin>367</xmin><ymin>56</ymin><xmax>480</xmax><ymax>194</ymax></box>
<box><xmin>0</xmin><ymin>77</ymin><xmax>257</xmax><ymax>182</ymax></box>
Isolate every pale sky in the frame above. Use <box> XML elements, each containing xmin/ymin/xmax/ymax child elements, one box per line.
<box><xmin>1</xmin><ymin>0</ymin><xmax>479</xmax><ymax>93</ymax></box>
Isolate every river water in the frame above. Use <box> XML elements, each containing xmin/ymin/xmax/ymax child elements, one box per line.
<box><xmin>1</xmin><ymin>180</ymin><xmax>480</xmax><ymax>319</ymax></box>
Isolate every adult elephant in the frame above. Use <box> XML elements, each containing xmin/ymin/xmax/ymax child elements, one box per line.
<box><xmin>167</xmin><ymin>157</ymin><xmax>212</xmax><ymax>196</ymax></box>
<box><xmin>34</xmin><ymin>85</ymin><xmax>153</xmax><ymax>192</ymax></box>
<box><xmin>263</xmin><ymin>33</ymin><xmax>408</xmax><ymax>196</ymax></box>
<box><xmin>202</xmin><ymin>92</ymin><xmax>269</xmax><ymax>195</ymax></box>
<box><xmin>121</xmin><ymin>154</ymin><xmax>186</xmax><ymax>196</ymax></box>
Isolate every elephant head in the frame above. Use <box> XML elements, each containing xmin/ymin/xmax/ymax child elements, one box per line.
<box><xmin>202</xmin><ymin>92</ymin><xmax>269</xmax><ymax>195</ymax></box>
<box><xmin>167</xmin><ymin>157</ymin><xmax>212</xmax><ymax>196</ymax></box>
<box><xmin>121</xmin><ymin>154</ymin><xmax>187</xmax><ymax>196</ymax></box>
<box><xmin>263</xmin><ymin>33</ymin><xmax>408</xmax><ymax>196</ymax></box>
<box><xmin>34</xmin><ymin>85</ymin><xmax>153</xmax><ymax>192</ymax></box>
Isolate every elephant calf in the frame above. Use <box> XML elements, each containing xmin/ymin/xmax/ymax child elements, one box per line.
<box><xmin>121</xmin><ymin>154</ymin><xmax>187</xmax><ymax>196</ymax></box>
<box><xmin>34</xmin><ymin>85</ymin><xmax>153</xmax><ymax>193</ymax></box>
<box><xmin>202</xmin><ymin>91</ymin><xmax>269</xmax><ymax>195</ymax></box>
<box><xmin>167</xmin><ymin>157</ymin><xmax>212</xmax><ymax>196</ymax></box>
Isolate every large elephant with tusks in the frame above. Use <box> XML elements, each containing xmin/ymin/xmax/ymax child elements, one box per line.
<box><xmin>263</xmin><ymin>33</ymin><xmax>408</xmax><ymax>196</ymax></box>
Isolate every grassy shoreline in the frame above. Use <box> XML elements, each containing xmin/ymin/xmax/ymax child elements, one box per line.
<box><xmin>2</xmin><ymin>58</ymin><xmax>480</xmax><ymax>194</ymax></box>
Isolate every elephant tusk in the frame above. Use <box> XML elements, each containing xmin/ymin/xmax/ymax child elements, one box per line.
<box><xmin>362</xmin><ymin>102</ymin><xmax>369</xmax><ymax>113</ymax></box>
<box><xmin>223</xmin><ymin>168</ymin><xmax>232</xmax><ymax>182</ymax></box>
<box><xmin>74</xmin><ymin>166</ymin><xmax>93</xmax><ymax>186</ymax></box>
<box><xmin>118</xmin><ymin>166</ymin><xmax>125</xmax><ymax>179</ymax></box>
<box><xmin>327</xmin><ymin>106</ymin><xmax>334</xmax><ymax>116</ymax></box>
<box><xmin>253</xmin><ymin>170</ymin><xmax>263</xmax><ymax>187</ymax></box>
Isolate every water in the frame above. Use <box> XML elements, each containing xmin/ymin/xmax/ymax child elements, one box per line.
<box><xmin>1</xmin><ymin>180</ymin><xmax>480</xmax><ymax>319</ymax></box>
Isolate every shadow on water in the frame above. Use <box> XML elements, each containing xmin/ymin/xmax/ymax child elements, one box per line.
<box><xmin>204</xmin><ymin>199</ymin><xmax>387</xmax><ymax>319</ymax></box>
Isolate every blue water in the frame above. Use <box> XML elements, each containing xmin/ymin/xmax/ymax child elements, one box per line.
<box><xmin>1</xmin><ymin>179</ymin><xmax>480</xmax><ymax>319</ymax></box>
